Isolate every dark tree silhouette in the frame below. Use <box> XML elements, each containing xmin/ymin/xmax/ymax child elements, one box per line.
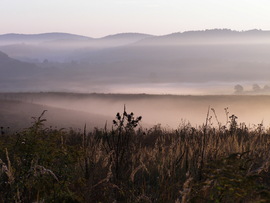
<box><xmin>234</xmin><ymin>84</ymin><xmax>244</xmax><ymax>94</ymax></box>
<box><xmin>252</xmin><ymin>84</ymin><xmax>261</xmax><ymax>92</ymax></box>
<box><xmin>263</xmin><ymin>85</ymin><xmax>270</xmax><ymax>92</ymax></box>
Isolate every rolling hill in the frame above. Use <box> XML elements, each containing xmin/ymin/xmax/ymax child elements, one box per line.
<box><xmin>1</xmin><ymin>29</ymin><xmax>270</xmax><ymax>94</ymax></box>
<box><xmin>0</xmin><ymin>32</ymin><xmax>92</xmax><ymax>45</ymax></box>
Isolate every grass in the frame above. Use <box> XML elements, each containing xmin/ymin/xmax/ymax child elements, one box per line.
<box><xmin>1</xmin><ymin>108</ymin><xmax>270</xmax><ymax>202</ymax></box>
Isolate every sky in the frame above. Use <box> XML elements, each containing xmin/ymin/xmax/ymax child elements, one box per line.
<box><xmin>1</xmin><ymin>0</ymin><xmax>270</xmax><ymax>37</ymax></box>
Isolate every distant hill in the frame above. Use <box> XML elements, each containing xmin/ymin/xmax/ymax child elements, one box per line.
<box><xmin>0</xmin><ymin>51</ymin><xmax>37</xmax><ymax>74</ymax></box>
<box><xmin>0</xmin><ymin>50</ymin><xmax>82</xmax><ymax>92</ymax></box>
<box><xmin>101</xmin><ymin>33</ymin><xmax>153</xmax><ymax>40</ymax></box>
<box><xmin>2</xmin><ymin>29</ymin><xmax>270</xmax><ymax>94</ymax></box>
<box><xmin>0</xmin><ymin>32</ymin><xmax>153</xmax><ymax>46</ymax></box>
<box><xmin>0</xmin><ymin>51</ymin><xmax>40</xmax><ymax>91</ymax></box>
<box><xmin>0</xmin><ymin>32</ymin><xmax>155</xmax><ymax>62</ymax></box>
<box><xmin>0</xmin><ymin>32</ymin><xmax>92</xmax><ymax>45</ymax></box>
<box><xmin>2</xmin><ymin>29</ymin><xmax>270</xmax><ymax>47</ymax></box>
<box><xmin>137</xmin><ymin>29</ymin><xmax>270</xmax><ymax>45</ymax></box>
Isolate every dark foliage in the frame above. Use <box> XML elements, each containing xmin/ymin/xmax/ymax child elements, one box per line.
<box><xmin>1</xmin><ymin>110</ymin><xmax>270</xmax><ymax>202</ymax></box>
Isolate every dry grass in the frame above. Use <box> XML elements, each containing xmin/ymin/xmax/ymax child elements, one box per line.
<box><xmin>1</xmin><ymin>109</ymin><xmax>270</xmax><ymax>202</ymax></box>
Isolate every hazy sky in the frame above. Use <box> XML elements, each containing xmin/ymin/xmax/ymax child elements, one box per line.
<box><xmin>1</xmin><ymin>0</ymin><xmax>270</xmax><ymax>37</ymax></box>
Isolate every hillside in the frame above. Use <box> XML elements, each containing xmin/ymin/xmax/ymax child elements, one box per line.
<box><xmin>1</xmin><ymin>30</ymin><xmax>270</xmax><ymax>94</ymax></box>
<box><xmin>0</xmin><ymin>32</ymin><xmax>154</xmax><ymax>62</ymax></box>
<box><xmin>0</xmin><ymin>32</ymin><xmax>92</xmax><ymax>45</ymax></box>
<box><xmin>137</xmin><ymin>29</ymin><xmax>270</xmax><ymax>45</ymax></box>
<box><xmin>0</xmin><ymin>51</ymin><xmax>38</xmax><ymax>76</ymax></box>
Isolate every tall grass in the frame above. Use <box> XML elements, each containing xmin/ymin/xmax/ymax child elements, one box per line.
<box><xmin>1</xmin><ymin>109</ymin><xmax>270</xmax><ymax>202</ymax></box>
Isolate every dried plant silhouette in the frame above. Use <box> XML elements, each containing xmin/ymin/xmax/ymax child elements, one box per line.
<box><xmin>1</xmin><ymin>108</ymin><xmax>270</xmax><ymax>202</ymax></box>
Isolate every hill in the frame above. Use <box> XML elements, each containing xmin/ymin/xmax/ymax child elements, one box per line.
<box><xmin>1</xmin><ymin>29</ymin><xmax>270</xmax><ymax>94</ymax></box>
<box><xmin>0</xmin><ymin>51</ymin><xmax>38</xmax><ymax>76</ymax></box>
<box><xmin>0</xmin><ymin>32</ymin><xmax>92</xmax><ymax>45</ymax></box>
<box><xmin>0</xmin><ymin>32</ymin><xmax>154</xmax><ymax>62</ymax></box>
<box><xmin>137</xmin><ymin>29</ymin><xmax>270</xmax><ymax>45</ymax></box>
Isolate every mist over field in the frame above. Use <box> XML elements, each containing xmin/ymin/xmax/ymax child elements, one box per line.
<box><xmin>4</xmin><ymin>0</ymin><xmax>270</xmax><ymax>200</ymax></box>
<box><xmin>2</xmin><ymin>29</ymin><xmax>270</xmax><ymax>129</ymax></box>
<box><xmin>1</xmin><ymin>29</ymin><xmax>270</xmax><ymax>95</ymax></box>
<box><xmin>1</xmin><ymin>93</ymin><xmax>270</xmax><ymax>131</ymax></box>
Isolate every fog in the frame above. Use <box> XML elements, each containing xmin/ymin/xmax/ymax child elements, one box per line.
<box><xmin>1</xmin><ymin>93</ymin><xmax>270</xmax><ymax>131</ymax></box>
<box><xmin>1</xmin><ymin>30</ymin><xmax>270</xmax><ymax>129</ymax></box>
<box><xmin>1</xmin><ymin>30</ymin><xmax>270</xmax><ymax>94</ymax></box>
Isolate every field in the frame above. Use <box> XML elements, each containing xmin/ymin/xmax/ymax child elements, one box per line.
<box><xmin>2</xmin><ymin>92</ymin><xmax>270</xmax><ymax>130</ymax></box>
<box><xmin>1</xmin><ymin>93</ymin><xmax>270</xmax><ymax>202</ymax></box>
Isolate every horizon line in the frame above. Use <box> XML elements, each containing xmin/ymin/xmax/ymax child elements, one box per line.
<box><xmin>0</xmin><ymin>28</ymin><xmax>269</xmax><ymax>39</ymax></box>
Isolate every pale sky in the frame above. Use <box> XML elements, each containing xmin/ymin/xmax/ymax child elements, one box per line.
<box><xmin>1</xmin><ymin>0</ymin><xmax>270</xmax><ymax>37</ymax></box>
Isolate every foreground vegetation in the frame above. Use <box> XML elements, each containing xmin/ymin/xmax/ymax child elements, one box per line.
<box><xmin>1</xmin><ymin>108</ymin><xmax>270</xmax><ymax>202</ymax></box>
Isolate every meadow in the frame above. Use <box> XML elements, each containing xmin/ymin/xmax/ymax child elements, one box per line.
<box><xmin>1</xmin><ymin>93</ymin><xmax>270</xmax><ymax>202</ymax></box>
<box><xmin>2</xmin><ymin>92</ymin><xmax>270</xmax><ymax>129</ymax></box>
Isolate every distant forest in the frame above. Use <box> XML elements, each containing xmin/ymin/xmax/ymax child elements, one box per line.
<box><xmin>234</xmin><ymin>84</ymin><xmax>270</xmax><ymax>94</ymax></box>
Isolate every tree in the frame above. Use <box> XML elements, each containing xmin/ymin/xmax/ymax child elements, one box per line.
<box><xmin>234</xmin><ymin>84</ymin><xmax>244</xmax><ymax>94</ymax></box>
<box><xmin>252</xmin><ymin>84</ymin><xmax>261</xmax><ymax>92</ymax></box>
<box><xmin>263</xmin><ymin>85</ymin><xmax>270</xmax><ymax>92</ymax></box>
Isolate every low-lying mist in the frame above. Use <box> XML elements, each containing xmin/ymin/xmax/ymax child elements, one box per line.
<box><xmin>1</xmin><ymin>93</ymin><xmax>270</xmax><ymax>131</ymax></box>
<box><xmin>2</xmin><ymin>30</ymin><xmax>270</xmax><ymax>130</ymax></box>
<box><xmin>2</xmin><ymin>30</ymin><xmax>270</xmax><ymax>95</ymax></box>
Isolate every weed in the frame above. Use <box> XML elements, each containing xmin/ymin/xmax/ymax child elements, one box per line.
<box><xmin>1</xmin><ymin>109</ymin><xmax>270</xmax><ymax>202</ymax></box>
